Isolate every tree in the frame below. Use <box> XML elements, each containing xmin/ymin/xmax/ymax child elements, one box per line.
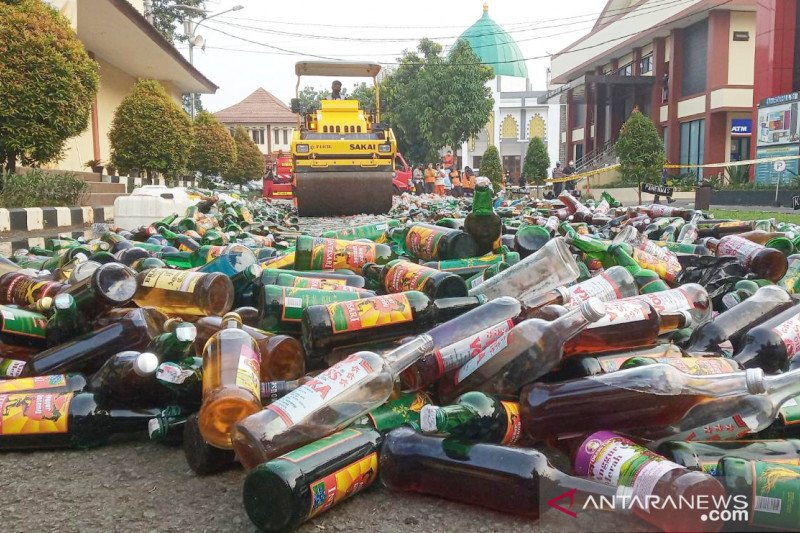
<box><xmin>383</xmin><ymin>38</ymin><xmax>494</xmax><ymax>165</ymax></box>
<box><xmin>109</xmin><ymin>79</ymin><xmax>193</xmax><ymax>180</ymax></box>
<box><xmin>522</xmin><ymin>137</ymin><xmax>550</xmax><ymax>186</ymax></box>
<box><xmin>182</xmin><ymin>93</ymin><xmax>204</xmax><ymax>115</ymax></box>
<box><xmin>0</xmin><ymin>0</ymin><xmax>99</xmax><ymax>173</ymax></box>
<box><xmin>480</xmin><ymin>146</ymin><xmax>503</xmax><ymax>190</ymax></box>
<box><xmin>614</xmin><ymin>109</ymin><xmax>666</xmax><ymax>203</ymax></box>
<box><xmin>149</xmin><ymin>0</ymin><xmax>204</xmax><ymax>44</ymax></box>
<box><xmin>350</xmin><ymin>82</ymin><xmax>375</xmax><ymax>113</ymax></box>
<box><xmin>188</xmin><ymin>111</ymin><xmax>236</xmax><ymax>177</ymax></box>
<box><xmin>225</xmin><ymin>126</ymin><xmax>264</xmax><ymax>184</ymax></box>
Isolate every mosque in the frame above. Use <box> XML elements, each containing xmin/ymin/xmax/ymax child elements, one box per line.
<box><xmin>455</xmin><ymin>4</ymin><xmax>561</xmax><ymax>180</ymax></box>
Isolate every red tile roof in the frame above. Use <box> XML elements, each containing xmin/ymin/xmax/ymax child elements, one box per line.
<box><xmin>214</xmin><ymin>87</ymin><xmax>296</xmax><ymax>124</ymax></box>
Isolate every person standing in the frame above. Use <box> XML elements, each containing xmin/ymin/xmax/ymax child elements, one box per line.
<box><xmin>551</xmin><ymin>162</ymin><xmax>565</xmax><ymax>195</ymax></box>
<box><xmin>463</xmin><ymin>166</ymin><xmax>475</xmax><ymax>196</ymax></box>
<box><xmin>450</xmin><ymin>167</ymin><xmax>462</xmax><ymax>197</ymax></box>
<box><xmin>412</xmin><ymin>165</ymin><xmax>424</xmax><ymax>195</ymax></box>
<box><xmin>434</xmin><ymin>164</ymin><xmax>446</xmax><ymax>196</ymax></box>
<box><xmin>443</xmin><ymin>150</ymin><xmax>454</xmax><ymax>171</ymax></box>
<box><xmin>424</xmin><ymin>163</ymin><xmax>436</xmax><ymax>194</ymax></box>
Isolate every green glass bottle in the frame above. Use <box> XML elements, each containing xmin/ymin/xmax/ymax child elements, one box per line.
<box><xmin>422</xmin><ymin>253</ymin><xmax>517</xmax><ymax>278</ymax></box>
<box><xmin>560</xmin><ymin>222</ymin><xmax>610</xmax><ymax>263</ymax></box>
<box><xmin>156</xmin><ymin>357</ymin><xmax>203</xmax><ymax>408</ymax></box>
<box><xmin>0</xmin><ymin>304</ymin><xmax>48</xmax><ymax>358</ymax></box>
<box><xmin>419</xmin><ymin>391</ymin><xmax>521</xmax><ymax>445</ymax></box>
<box><xmin>232</xmin><ymin>263</ymin><xmax>264</xmax><ymax>308</ymax></box>
<box><xmin>352</xmin><ymin>391</ymin><xmax>431</xmax><ymax>433</ymax></box>
<box><xmin>257</xmin><ymin>285</ymin><xmax>363</xmax><ymax>335</ymax></box>
<box><xmin>321</xmin><ymin>220</ymin><xmax>401</xmax><ymax>242</ymax></box>
<box><xmin>767</xmin><ymin>236</ymin><xmax>795</xmax><ymax>257</ymax></box>
<box><xmin>160</xmin><ymin>244</ymin><xmax>247</xmax><ymax>269</ymax></box>
<box><xmin>260</xmin><ymin>268</ymin><xmax>366</xmax><ymax>289</ymax></box>
<box><xmin>271</xmin><ymin>273</ymin><xmax>372</xmax><ymax>295</ymax></box>
<box><xmin>45</xmin><ymin>293</ymin><xmax>88</xmax><ymax>347</ymax></box>
<box><xmin>146</xmin><ymin>319</ymin><xmax>197</xmax><ymax>362</ymax></box>
<box><xmin>389</xmin><ymin>224</ymin><xmax>478</xmax><ymax>262</ymax></box>
<box><xmin>658</xmin><ymin>439</ymin><xmax>800</xmax><ymax>475</ymax></box>
<box><xmin>464</xmin><ymin>180</ymin><xmax>502</xmax><ymax>255</ymax></box>
<box><xmin>465</xmin><ymin>261</ymin><xmax>509</xmax><ymax>290</ymax></box>
<box><xmin>610</xmin><ymin>242</ymin><xmax>681</xmax><ymax>285</ymax></box>
<box><xmin>294</xmin><ymin>236</ymin><xmax>395</xmax><ymax>273</ymax></box>
<box><xmin>608</xmin><ymin>243</ymin><xmax>670</xmax><ymax>293</ymax></box>
<box><xmin>513</xmin><ymin>225</ymin><xmax>551</xmax><ymax>258</ymax></box>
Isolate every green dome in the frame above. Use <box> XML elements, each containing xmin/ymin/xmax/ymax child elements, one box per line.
<box><xmin>457</xmin><ymin>4</ymin><xmax>528</xmax><ymax>78</ymax></box>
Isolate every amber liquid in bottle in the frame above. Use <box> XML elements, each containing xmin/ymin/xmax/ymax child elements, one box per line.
<box><xmin>133</xmin><ymin>268</ymin><xmax>234</xmax><ymax>317</ymax></box>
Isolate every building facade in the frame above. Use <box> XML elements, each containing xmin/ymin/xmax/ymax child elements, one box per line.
<box><xmin>214</xmin><ymin>88</ymin><xmax>297</xmax><ymax>156</ymax></box>
<box><xmin>45</xmin><ymin>0</ymin><xmax>217</xmax><ymax>172</ymax></box>
<box><xmin>543</xmin><ymin>0</ymin><xmax>757</xmax><ymax>178</ymax></box>
<box><xmin>457</xmin><ymin>6</ymin><xmax>561</xmax><ymax>179</ymax></box>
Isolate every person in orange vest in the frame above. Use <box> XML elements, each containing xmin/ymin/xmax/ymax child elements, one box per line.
<box><xmin>450</xmin><ymin>167</ymin><xmax>462</xmax><ymax>197</ymax></box>
<box><xmin>443</xmin><ymin>150</ymin><xmax>454</xmax><ymax>171</ymax></box>
<box><xmin>434</xmin><ymin>164</ymin><xmax>446</xmax><ymax>196</ymax></box>
<box><xmin>462</xmin><ymin>166</ymin><xmax>475</xmax><ymax>197</ymax></box>
<box><xmin>424</xmin><ymin>163</ymin><xmax>436</xmax><ymax>194</ymax></box>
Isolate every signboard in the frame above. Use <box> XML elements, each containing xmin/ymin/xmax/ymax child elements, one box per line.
<box><xmin>755</xmin><ymin>144</ymin><xmax>800</xmax><ymax>184</ymax></box>
<box><xmin>732</xmin><ymin>31</ymin><xmax>750</xmax><ymax>41</ymax></box>
<box><xmin>731</xmin><ymin>119</ymin><xmax>752</xmax><ymax>136</ymax></box>
<box><xmin>774</xmin><ymin>160</ymin><xmax>787</xmax><ymax>172</ymax></box>
<box><xmin>641</xmin><ymin>183</ymin><xmax>674</xmax><ymax>197</ymax></box>
<box><xmin>756</xmin><ymin>92</ymin><xmax>800</xmax><ymax>184</ymax></box>
<box><xmin>792</xmin><ymin>195</ymin><xmax>800</xmax><ymax>210</ymax></box>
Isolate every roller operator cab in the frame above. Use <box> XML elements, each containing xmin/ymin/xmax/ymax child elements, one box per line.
<box><xmin>290</xmin><ymin>61</ymin><xmax>397</xmax><ymax>217</ymax></box>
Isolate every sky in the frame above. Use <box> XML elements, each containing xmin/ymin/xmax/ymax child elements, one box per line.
<box><xmin>178</xmin><ymin>0</ymin><xmax>609</xmax><ymax>112</ymax></box>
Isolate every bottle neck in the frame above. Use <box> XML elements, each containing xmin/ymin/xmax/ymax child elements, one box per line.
<box><xmin>424</xmin><ymin>404</ymin><xmax>477</xmax><ymax>433</ymax></box>
<box><xmin>764</xmin><ymin>369</ymin><xmax>800</xmax><ymax>406</ymax></box>
<box><xmin>385</xmin><ymin>334</ymin><xmax>435</xmax><ymax>375</ymax></box>
<box><xmin>433</xmin><ymin>296</ymin><xmax>486</xmax><ymax>322</ymax></box>
<box><xmin>545</xmin><ymin>305</ymin><xmax>595</xmax><ymax>340</ymax></box>
<box><xmin>472</xmin><ymin>187</ymin><xmax>494</xmax><ymax>215</ymax></box>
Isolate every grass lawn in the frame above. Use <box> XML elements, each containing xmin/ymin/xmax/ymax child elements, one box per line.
<box><xmin>709</xmin><ymin>209</ymin><xmax>800</xmax><ymax>225</ymax></box>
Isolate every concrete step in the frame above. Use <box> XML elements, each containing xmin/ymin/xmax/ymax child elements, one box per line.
<box><xmin>84</xmin><ymin>192</ymin><xmax>127</xmax><ymax>206</ymax></box>
<box><xmin>87</xmin><ymin>181</ymin><xmax>126</xmax><ymax>194</ymax></box>
<box><xmin>74</xmin><ymin>170</ymin><xmax>104</xmax><ymax>183</ymax></box>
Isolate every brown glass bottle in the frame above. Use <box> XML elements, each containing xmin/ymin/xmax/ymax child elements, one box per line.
<box><xmin>707</xmin><ymin>235</ymin><xmax>788</xmax><ymax>281</ymax></box>
<box><xmin>362</xmin><ymin>259</ymin><xmax>468</xmax><ymax>299</ymax></box>
<box><xmin>133</xmin><ymin>268</ymin><xmax>234</xmax><ymax>317</ymax></box>
<box><xmin>542</xmin><ymin>344</ymin><xmax>686</xmax><ymax>382</ymax></box>
<box><xmin>0</xmin><ymin>272</ymin><xmax>66</xmax><ymax>306</ymax></box>
<box><xmin>194</xmin><ymin>315</ymin><xmax>305</xmax><ymax>381</ymax></box>
<box><xmin>301</xmin><ymin>291</ymin><xmax>485</xmax><ymax>367</ymax></box>
<box><xmin>183</xmin><ymin>413</ymin><xmax>237</xmax><ymax>475</ymax></box>
<box><xmin>697</xmin><ymin>220</ymin><xmax>755</xmax><ymax>238</ymax></box>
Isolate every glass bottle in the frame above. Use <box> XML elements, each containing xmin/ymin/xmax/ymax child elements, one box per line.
<box><xmin>613</xmin><ymin>225</ymin><xmax>681</xmax><ymax>266</ymax></box>
<box><xmin>351</xmin><ymin>391</ymin><xmax>430</xmax><ymax>433</ymax></box>
<box><xmin>389</xmin><ymin>223</ymin><xmax>478</xmax><ymax>261</ymax></box>
<box><xmin>243</xmin><ymin>428</ymin><xmax>381</xmax><ymax>532</ymax></box>
<box><xmin>706</xmin><ymin>235</ymin><xmax>788</xmax><ymax>282</ymax></box>
<box><xmin>380</xmin><ymin>426</ymin><xmax>617</xmax><ymax>518</ymax></box>
<box><xmin>271</xmin><ymin>272</ymin><xmax>371</xmax><ymax>295</ymax></box>
<box><xmin>716</xmin><ymin>457</ymin><xmax>800</xmax><ymax>531</ymax></box>
<box><xmin>608</xmin><ymin>243</ymin><xmax>670</xmax><ymax>293</ymax></box>
<box><xmin>733</xmin><ymin>304</ymin><xmax>800</xmax><ymax>373</ymax></box>
<box><xmin>464</xmin><ymin>180</ymin><xmax>502</xmax><ymax>255</ymax></box>
<box><xmin>439</xmin><ymin>299</ymin><xmax>606</xmax><ymax>402</ymax></box>
<box><xmin>619</xmin><ymin>355</ymin><xmax>741</xmax><ymax>375</ymax></box>
<box><xmin>419</xmin><ymin>391</ymin><xmax>522</xmax><ymax>445</ymax></box>
<box><xmin>0</xmin><ymin>304</ymin><xmax>48</xmax><ymax>358</ymax></box>
<box><xmin>156</xmin><ymin>357</ymin><xmax>203</xmax><ymax>408</ymax></box>
<box><xmin>0</xmin><ymin>374</ymin><xmax>87</xmax><ymax>394</ymax></box>
<box><xmin>778</xmin><ymin>254</ymin><xmax>800</xmax><ymax>294</ymax></box>
<box><xmin>623</xmin><ymin>283</ymin><xmax>712</xmax><ymax>328</ymax></box>
<box><xmin>86</xmin><ymin>350</ymin><xmax>165</xmax><ymax>407</ymax></box>
<box><xmin>422</xmin><ymin>253</ymin><xmax>516</xmax><ymax>278</ymax></box>
<box><xmin>64</xmin><ymin>262</ymin><xmax>138</xmax><ymax>320</ymax></box>
<box><xmin>144</xmin><ymin>319</ymin><xmax>197</xmax><ymax>362</ymax></box>
<box><xmin>362</xmin><ymin>259</ymin><xmax>468</xmax><ymax>299</ymax></box>
<box><xmin>528</xmin><ymin>265</ymin><xmax>637</xmax><ymax>312</ymax></box>
<box><xmin>0</xmin><ymin>272</ymin><xmax>66</xmax><ymax>306</ymax></box>
<box><xmin>686</xmin><ymin>285</ymin><xmax>794</xmax><ymax>354</ymax></box>
<box><xmin>658</xmin><ymin>439</ymin><xmax>800</xmax><ymax>474</ymax></box>
<box><xmin>542</xmin><ymin>344</ymin><xmax>686</xmax><ymax>381</ymax></box>
<box><xmin>0</xmin><ymin>391</ymin><xmax>165</xmax><ymax>449</ymax></box>
<box><xmin>294</xmin><ymin>236</ymin><xmax>395</xmax><ymax>273</ymax></box>
<box><xmin>557</xmin><ymin>190</ymin><xmax>592</xmax><ymax>222</ymax></box>
<box><xmin>258</xmin><ymin>285</ymin><xmax>363</xmax><ymax>335</ymax></box>
<box><xmin>573</xmin><ymin>431</ymin><xmax>725</xmax><ymax>533</ymax></box>
<box><xmin>260</xmin><ymin>376</ymin><xmax>313</xmax><ymax>405</ymax></box>
<box><xmin>260</xmin><ymin>268</ymin><xmax>366</xmax><ymax>288</ymax></box>
<box><xmin>133</xmin><ymin>268</ymin><xmax>234</xmax><ymax>317</ymax></box>
<box><xmin>197</xmin><ymin>312</ymin><xmax>263</xmax><ymax>449</ymax></box>
<box><xmin>183</xmin><ymin>413</ymin><xmax>237</xmax><ymax>475</ymax></box>
<box><xmin>468</xmin><ymin>237</ymin><xmax>580</xmax><ymax>303</ymax></box>
<box><xmin>301</xmin><ymin>291</ymin><xmax>485</xmax><ymax>366</ymax></box>
<box><xmin>321</xmin><ymin>220</ymin><xmax>401</xmax><ymax>242</ymax></box>
<box><xmin>522</xmin><ymin>364</ymin><xmax>800</xmax><ymax>445</ymax></box>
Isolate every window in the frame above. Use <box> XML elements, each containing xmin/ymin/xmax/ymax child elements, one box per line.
<box><xmin>573</xmin><ymin>103</ymin><xmax>586</xmax><ymax>127</ymax></box>
<box><xmin>472</xmin><ymin>156</ymin><xmax>482</xmax><ymax>170</ymax></box>
<box><xmin>680</xmin><ymin>119</ymin><xmax>705</xmax><ymax>179</ymax></box>
<box><xmin>640</xmin><ymin>54</ymin><xmax>652</xmax><ymax>74</ymax></box>
<box><xmin>619</xmin><ymin>63</ymin><xmax>633</xmax><ymax>76</ymax></box>
<box><xmin>274</xmin><ymin>128</ymin><xmax>280</xmax><ymax>145</ymax></box>
<box><xmin>662</xmin><ymin>126</ymin><xmax>668</xmax><ymax>154</ymax></box>
<box><xmin>251</xmin><ymin>129</ymin><xmax>264</xmax><ymax>145</ymax></box>
<box><xmin>681</xmin><ymin>20</ymin><xmax>708</xmax><ymax>96</ymax></box>
<box><xmin>283</xmin><ymin>129</ymin><xmax>288</xmax><ymax>144</ymax></box>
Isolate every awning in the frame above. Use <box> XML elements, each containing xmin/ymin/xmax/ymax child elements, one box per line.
<box><xmin>538</xmin><ymin>74</ymin><xmax>655</xmax><ymax>104</ymax></box>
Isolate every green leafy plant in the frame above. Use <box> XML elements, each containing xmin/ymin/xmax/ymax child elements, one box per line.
<box><xmin>614</xmin><ymin>110</ymin><xmax>666</xmax><ymax>203</ymax></box>
<box><xmin>109</xmin><ymin>79</ymin><xmax>193</xmax><ymax>181</ymax></box>
<box><xmin>0</xmin><ymin>0</ymin><xmax>99</xmax><ymax>174</ymax></box>
<box><xmin>522</xmin><ymin>137</ymin><xmax>550</xmax><ymax>186</ymax></box>
<box><xmin>188</xmin><ymin>111</ymin><xmax>237</xmax><ymax>178</ymax></box>
<box><xmin>480</xmin><ymin>145</ymin><xmax>503</xmax><ymax>191</ymax></box>
<box><xmin>0</xmin><ymin>169</ymin><xmax>88</xmax><ymax>208</ymax></box>
<box><xmin>725</xmin><ymin>164</ymin><xmax>751</xmax><ymax>186</ymax></box>
<box><xmin>224</xmin><ymin>126</ymin><xmax>264</xmax><ymax>184</ymax></box>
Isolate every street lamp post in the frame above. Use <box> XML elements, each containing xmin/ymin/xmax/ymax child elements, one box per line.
<box><xmin>176</xmin><ymin>4</ymin><xmax>243</xmax><ymax>118</ymax></box>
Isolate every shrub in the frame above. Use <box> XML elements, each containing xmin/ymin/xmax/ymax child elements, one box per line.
<box><xmin>480</xmin><ymin>145</ymin><xmax>503</xmax><ymax>190</ymax></box>
<box><xmin>522</xmin><ymin>137</ymin><xmax>549</xmax><ymax>186</ymax></box>
<box><xmin>224</xmin><ymin>126</ymin><xmax>264</xmax><ymax>184</ymax></box>
<box><xmin>188</xmin><ymin>111</ymin><xmax>236</xmax><ymax>177</ymax></box>
<box><xmin>0</xmin><ymin>0</ymin><xmax>99</xmax><ymax>173</ymax></box>
<box><xmin>109</xmin><ymin>79</ymin><xmax>193</xmax><ymax>180</ymax></box>
<box><xmin>0</xmin><ymin>169</ymin><xmax>88</xmax><ymax>207</ymax></box>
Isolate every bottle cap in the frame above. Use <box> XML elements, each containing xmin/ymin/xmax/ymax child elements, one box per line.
<box><xmin>419</xmin><ymin>405</ymin><xmax>440</xmax><ymax>433</ymax></box>
<box><xmin>134</xmin><ymin>352</ymin><xmax>160</xmax><ymax>377</ymax></box>
<box><xmin>579</xmin><ymin>297</ymin><xmax>606</xmax><ymax>322</ymax></box>
<box><xmin>175</xmin><ymin>323</ymin><xmax>197</xmax><ymax>342</ymax></box>
<box><xmin>53</xmin><ymin>292</ymin><xmax>74</xmax><ymax>310</ymax></box>
<box><xmin>555</xmin><ymin>286</ymin><xmax>571</xmax><ymax>304</ymax></box>
<box><xmin>745</xmin><ymin>368</ymin><xmax>766</xmax><ymax>394</ymax></box>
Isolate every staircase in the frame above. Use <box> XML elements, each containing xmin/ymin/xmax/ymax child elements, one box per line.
<box><xmin>78</xmin><ymin>171</ymin><xmax>128</xmax><ymax>206</ymax></box>
<box><xmin>575</xmin><ymin>139</ymin><xmax>617</xmax><ymax>174</ymax></box>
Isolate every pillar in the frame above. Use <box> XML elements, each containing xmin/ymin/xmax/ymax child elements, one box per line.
<box><xmin>705</xmin><ymin>10</ymin><xmax>731</xmax><ymax>166</ymax></box>
<box><xmin>565</xmin><ymin>89</ymin><xmax>574</xmax><ymax>162</ymax></box>
<box><xmin>650</xmin><ymin>38</ymin><xmax>666</xmax><ymax>129</ymax></box>
<box><xmin>666</xmin><ymin>28</ymin><xmax>684</xmax><ymax>165</ymax></box>
<box><xmin>584</xmin><ymin>82</ymin><xmax>593</xmax><ymax>158</ymax></box>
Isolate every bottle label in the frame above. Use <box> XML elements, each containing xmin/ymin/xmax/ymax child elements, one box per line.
<box><xmin>721</xmin><ymin>292</ymin><xmax>743</xmax><ymax>310</ymax></box>
<box><xmin>279</xmin><ymin>288</ymin><xmax>361</xmax><ymax>323</ymax></box>
<box><xmin>141</xmin><ymin>269</ymin><xmax>202</xmax><ymax>293</ymax></box>
<box><xmin>434</xmin><ymin>319</ymin><xmax>515</xmax><ymax>374</ymax></box>
<box><xmin>4</xmin><ymin>276</ymin><xmax>62</xmax><ymax>305</ymax></box>
<box><xmin>326</xmin><ymin>294</ymin><xmax>413</xmax><ymax>334</ymax></box>
<box><xmin>677</xmin><ymin>413</ymin><xmax>755</xmax><ymax>441</ymax></box>
<box><xmin>308</xmin><ymin>452</ymin><xmax>378</xmax><ymax>518</ymax></box>
<box><xmin>291</xmin><ymin>277</ymin><xmax>347</xmax><ymax>290</ymax></box>
<box><xmin>366</xmin><ymin>392</ymin><xmax>429</xmax><ymax>432</ymax></box>
<box><xmin>659</xmin><ymin>357</ymin><xmax>740</xmax><ymax>375</ymax></box>
<box><xmin>574</xmin><ymin>432</ymin><xmax>681</xmax><ymax>504</ymax></box>
<box><xmin>564</xmin><ymin>272</ymin><xmax>621</xmax><ymax>307</ymax></box>
<box><xmin>454</xmin><ymin>331</ymin><xmax>510</xmax><ymax>384</ymax></box>
<box><xmin>717</xmin><ymin>236</ymin><xmax>762</xmax><ymax>268</ymax></box>
<box><xmin>631</xmin><ymin>248</ymin><xmax>680</xmax><ymax>283</ymax></box>
<box><xmin>405</xmin><ymin>225</ymin><xmax>445</xmax><ymax>261</ymax></box>
<box><xmin>779</xmin><ymin>397</ymin><xmax>800</xmax><ymax>426</ymax></box>
<box><xmin>771</xmin><ymin>313</ymin><xmax>800</xmax><ymax>361</ymax></box>
<box><xmin>0</xmin><ymin>358</ymin><xmax>26</xmax><ymax>378</ymax></box>
<box><xmin>749</xmin><ymin>460</ymin><xmax>800</xmax><ymax>529</ymax></box>
<box><xmin>0</xmin><ymin>392</ymin><xmax>72</xmax><ymax>435</ymax></box>
<box><xmin>0</xmin><ymin>375</ymin><xmax>67</xmax><ymax>394</ymax></box>
<box><xmin>260</xmin><ymin>381</ymin><xmax>289</xmax><ymax>403</ymax></box>
<box><xmin>648</xmin><ymin>205</ymin><xmax>674</xmax><ymax>217</ymax></box>
<box><xmin>156</xmin><ymin>362</ymin><xmax>195</xmax><ymax>385</ymax></box>
<box><xmin>469</xmin><ymin>275</ymin><xmax>484</xmax><ymax>289</ymax></box>
<box><xmin>0</xmin><ymin>308</ymin><xmax>47</xmax><ymax>339</ymax></box>
<box><xmin>587</xmin><ymin>301</ymin><xmax>650</xmax><ymax>329</ymax></box>
<box><xmin>267</xmin><ymin>354</ymin><xmax>374</xmax><ymax>425</ymax></box>
<box><xmin>384</xmin><ymin>262</ymin><xmax>433</xmax><ymax>293</ymax></box>
<box><xmin>310</xmin><ymin>238</ymin><xmax>376</xmax><ymax>271</ymax></box>
<box><xmin>636</xmin><ymin>288</ymin><xmax>692</xmax><ymax>315</ymax></box>
<box><xmin>235</xmin><ymin>344</ymin><xmax>261</xmax><ymax>400</ymax></box>
<box><xmin>500</xmin><ymin>401</ymin><xmax>522</xmax><ymax>445</ymax></box>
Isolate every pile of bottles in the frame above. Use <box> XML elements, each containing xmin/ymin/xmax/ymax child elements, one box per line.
<box><xmin>4</xmin><ymin>183</ymin><xmax>800</xmax><ymax>532</ymax></box>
